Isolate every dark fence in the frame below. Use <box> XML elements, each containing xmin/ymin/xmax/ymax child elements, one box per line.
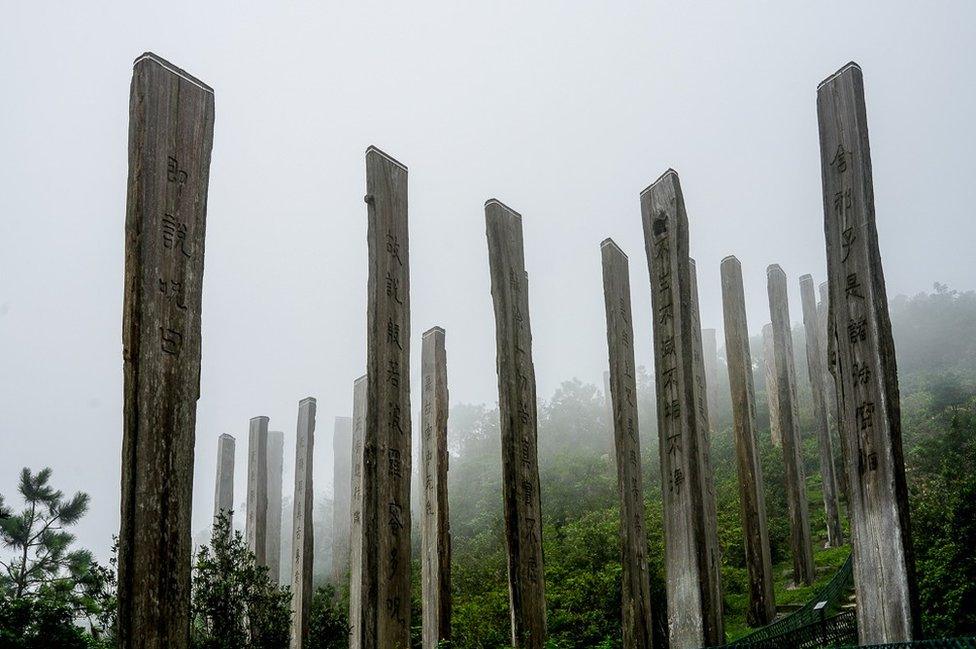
<box><xmin>838</xmin><ymin>640</ymin><xmax>976</xmax><ymax>649</ymax></box>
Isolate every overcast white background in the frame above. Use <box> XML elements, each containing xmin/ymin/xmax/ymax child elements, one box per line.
<box><xmin>2</xmin><ymin>2</ymin><xmax>973</xmax><ymax>561</ymax></box>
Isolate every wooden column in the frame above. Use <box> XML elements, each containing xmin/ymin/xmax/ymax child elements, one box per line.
<box><xmin>485</xmin><ymin>199</ymin><xmax>547</xmax><ymax>649</ymax></box>
<box><xmin>720</xmin><ymin>256</ymin><xmax>775</xmax><ymax>626</ymax></box>
<box><xmin>119</xmin><ymin>52</ymin><xmax>214</xmax><ymax>649</ymax></box>
<box><xmin>761</xmin><ymin>324</ymin><xmax>782</xmax><ymax>447</ymax></box>
<box><xmin>639</xmin><ymin>170</ymin><xmax>722</xmax><ymax>648</ymax></box>
<box><xmin>800</xmin><ymin>275</ymin><xmax>843</xmax><ymax>547</ymax></box>
<box><xmin>817</xmin><ymin>61</ymin><xmax>920</xmax><ymax>643</ymax></box>
<box><xmin>214</xmin><ymin>434</ymin><xmax>236</xmax><ymax>531</ymax></box>
<box><xmin>247</xmin><ymin>416</ymin><xmax>270</xmax><ymax>568</ymax></box>
<box><xmin>766</xmin><ymin>265</ymin><xmax>815</xmax><ymax>585</ymax></box>
<box><xmin>332</xmin><ymin>416</ymin><xmax>353</xmax><ymax>584</ymax></box>
<box><xmin>420</xmin><ymin>327</ymin><xmax>452</xmax><ymax>649</ymax></box>
<box><xmin>701</xmin><ymin>328</ymin><xmax>719</xmax><ymax>430</ymax></box>
<box><xmin>290</xmin><ymin>398</ymin><xmax>316</xmax><ymax>649</ymax></box>
<box><xmin>267</xmin><ymin>430</ymin><xmax>284</xmax><ymax>583</ymax></box>
<box><xmin>349</xmin><ymin>375</ymin><xmax>367</xmax><ymax>649</ymax></box>
<box><xmin>819</xmin><ymin>281</ymin><xmax>850</xmax><ymax>505</ymax></box>
<box><xmin>601</xmin><ymin>239</ymin><xmax>653</xmax><ymax>649</ymax></box>
<box><xmin>356</xmin><ymin>146</ymin><xmax>412</xmax><ymax>649</ymax></box>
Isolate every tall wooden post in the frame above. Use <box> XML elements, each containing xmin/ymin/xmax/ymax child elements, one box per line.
<box><xmin>119</xmin><ymin>52</ymin><xmax>214</xmax><ymax>649</ymax></box>
<box><xmin>332</xmin><ymin>416</ymin><xmax>353</xmax><ymax>584</ymax></box>
<box><xmin>214</xmin><ymin>434</ymin><xmax>236</xmax><ymax>531</ymax></box>
<box><xmin>485</xmin><ymin>199</ymin><xmax>548</xmax><ymax>649</ymax></box>
<box><xmin>819</xmin><ymin>281</ymin><xmax>850</xmax><ymax>505</ymax></box>
<box><xmin>800</xmin><ymin>275</ymin><xmax>843</xmax><ymax>547</ymax></box>
<box><xmin>639</xmin><ymin>170</ymin><xmax>723</xmax><ymax>648</ymax></box>
<box><xmin>349</xmin><ymin>375</ymin><xmax>367</xmax><ymax>649</ymax></box>
<box><xmin>766</xmin><ymin>265</ymin><xmax>815</xmax><ymax>585</ymax></box>
<box><xmin>267</xmin><ymin>430</ymin><xmax>284</xmax><ymax>583</ymax></box>
<box><xmin>356</xmin><ymin>146</ymin><xmax>412</xmax><ymax>649</ymax></box>
<box><xmin>420</xmin><ymin>327</ymin><xmax>452</xmax><ymax>649</ymax></box>
<box><xmin>290</xmin><ymin>398</ymin><xmax>316</xmax><ymax>649</ymax></box>
<box><xmin>720</xmin><ymin>256</ymin><xmax>776</xmax><ymax>626</ymax></box>
<box><xmin>761</xmin><ymin>324</ymin><xmax>781</xmax><ymax>447</ymax></box>
<box><xmin>701</xmin><ymin>328</ymin><xmax>719</xmax><ymax>429</ymax></box>
<box><xmin>601</xmin><ymin>239</ymin><xmax>654</xmax><ymax>649</ymax></box>
<box><xmin>247</xmin><ymin>416</ymin><xmax>270</xmax><ymax>568</ymax></box>
<box><xmin>817</xmin><ymin>61</ymin><xmax>920</xmax><ymax>643</ymax></box>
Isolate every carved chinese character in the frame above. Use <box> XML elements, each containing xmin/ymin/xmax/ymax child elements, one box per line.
<box><xmin>162</xmin><ymin>214</ymin><xmax>191</xmax><ymax>258</ymax></box>
<box><xmin>841</xmin><ymin>226</ymin><xmax>857</xmax><ymax>263</ymax></box>
<box><xmin>856</xmin><ymin>401</ymin><xmax>875</xmax><ymax>430</ymax></box>
<box><xmin>385</xmin><ymin>232</ymin><xmax>403</xmax><ymax>266</ymax></box>
<box><xmin>386</xmin><ymin>319</ymin><xmax>403</xmax><ymax>350</ymax></box>
<box><xmin>388</xmin><ymin>501</ymin><xmax>405</xmax><ymax>534</ymax></box>
<box><xmin>158</xmin><ymin>278</ymin><xmax>188</xmax><ymax>311</ymax></box>
<box><xmin>522</xmin><ymin>479</ymin><xmax>533</xmax><ymax>506</ymax></box>
<box><xmin>385</xmin><ymin>273</ymin><xmax>404</xmax><ymax>305</ymax></box>
<box><xmin>387</xmin><ymin>448</ymin><xmax>402</xmax><ymax>479</ymax></box>
<box><xmin>386</xmin><ymin>359</ymin><xmax>400</xmax><ymax>388</ymax></box>
<box><xmin>166</xmin><ymin>156</ymin><xmax>188</xmax><ymax>184</ymax></box>
<box><xmin>160</xmin><ymin>327</ymin><xmax>183</xmax><ymax>355</ymax></box>
<box><xmin>663</xmin><ymin>399</ymin><xmax>680</xmax><ymax>419</ymax></box>
<box><xmin>848</xmin><ymin>318</ymin><xmax>867</xmax><ymax>344</ymax></box>
<box><xmin>670</xmin><ymin>467</ymin><xmax>684</xmax><ymax>493</ymax></box>
<box><xmin>845</xmin><ymin>273</ymin><xmax>864</xmax><ymax>299</ymax></box>
<box><xmin>509</xmin><ymin>270</ymin><xmax>521</xmax><ymax>295</ymax></box>
<box><xmin>830</xmin><ymin>143</ymin><xmax>852</xmax><ymax>173</ymax></box>
<box><xmin>852</xmin><ymin>361</ymin><xmax>872</xmax><ymax>385</ymax></box>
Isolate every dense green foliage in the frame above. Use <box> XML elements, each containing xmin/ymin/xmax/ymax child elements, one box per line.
<box><xmin>190</xmin><ymin>514</ymin><xmax>292</xmax><ymax>649</ymax></box>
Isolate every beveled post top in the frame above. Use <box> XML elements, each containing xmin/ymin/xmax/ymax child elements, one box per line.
<box><xmin>484</xmin><ymin>198</ymin><xmax>521</xmax><ymax>217</ymax></box>
<box><xmin>299</xmin><ymin>396</ymin><xmax>316</xmax><ymax>406</ymax></box>
<box><xmin>354</xmin><ymin>374</ymin><xmax>367</xmax><ymax>385</ymax></box>
<box><xmin>640</xmin><ymin>168</ymin><xmax>679</xmax><ymax>197</ymax></box>
<box><xmin>423</xmin><ymin>326</ymin><xmax>446</xmax><ymax>338</ymax></box>
<box><xmin>600</xmin><ymin>237</ymin><xmax>627</xmax><ymax>258</ymax></box>
<box><xmin>799</xmin><ymin>274</ymin><xmax>814</xmax><ymax>285</ymax></box>
<box><xmin>365</xmin><ymin>145</ymin><xmax>408</xmax><ymax>171</ymax></box>
<box><xmin>250</xmin><ymin>415</ymin><xmax>270</xmax><ymax>424</ymax></box>
<box><xmin>766</xmin><ymin>264</ymin><xmax>785</xmax><ymax>277</ymax></box>
<box><xmin>219</xmin><ymin>433</ymin><xmax>235</xmax><ymax>442</ymax></box>
<box><xmin>817</xmin><ymin>61</ymin><xmax>863</xmax><ymax>89</ymax></box>
<box><xmin>721</xmin><ymin>254</ymin><xmax>740</xmax><ymax>268</ymax></box>
<box><xmin>132</xmin><ymin>52</ymin><xmax>214</xmax><ymax>93</ymax></box>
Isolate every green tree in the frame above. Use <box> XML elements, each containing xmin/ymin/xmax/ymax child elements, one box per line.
<box><xmin>190</xmin><ymin>513</ymin><xmax>291</xmax><ymax>649</ymax></box>
<box><xmin>304</xmin><ymin>585</ymin><xmax>349</xmax><ymax>649</ymax></box>
<box><xmin>0</xmin><ymin>468</ymin><xmax>90</xmax><ymax>599</ymax></box>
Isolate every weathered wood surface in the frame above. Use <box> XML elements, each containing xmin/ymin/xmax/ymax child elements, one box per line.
<box><xmin>601</xmin><ymin>239</ymin><xmax>653</xmax><ymax>649</ymax></box>
<box><xmin>420</xmin><ymin>327</ymin><xmax>452</xmax><ymax>649</ymax></box>
<box><xmin>214</xmin><ymin>434</ymin><xmax>236</xmax><ymax>531</ymax></box>
<box><xmin>720</xmin><ymin>256</ymin><xmax>776</xmax><ymax>627</ymax></box>
<box><xmin>485</xmin><ymin>199</ymin><xmax>548</xmax><ymax>648</ymax></box>
<box><xmin>332</xmin><ymin>416</ymin><xmax>353</xmax><ymax>584</ymax></box>
<box><xmin>356</xmin><ymin>146</ymin><xmax>412</xmax><ymax>649</ymax></box>
<box><xmin>701</xmin><ymin>328</ymin><xmax>719</xmax><ymax>430</ymax></box>
<box><xmin>817</xmin><ymin>61</ymin><xmax>920</xmax><ymax>643</ymax></box>
<box><xmin>246</xmin><ymin>416</ymin><xmax>270</xmax><ymax>568</ymax></box>
<box><xmin>688</xmin><ymin>259</ymin><xmax>723</xmax><ymax>642</ymax></box>
<box><xmin>761</xmin><ymin>324</ymin><xmax>781</xmax><ymax>447</ymax></box>
<box><xmin>119</xmin><ymin>53</ymin><xmax>214</xmax><ymax>649</ymax></box>
<box><xmin>349</xmin><ymin>375</ymin><xmax>367</xmax><ymax>649</ymax></box>
<box><xmin>267</xmin><ymin>430</ymin><xmax>284</xmax><ymax>584</ymax></box>
<box><xmin>604</xmin><ymin>370</ymin><xmax>616</xmax><ymax>463</ymax></box>
<box><xmin>818</xmin><ymin>281</ymin><xmax>850</xmax><ymax>505</ymax></box>
<box><xmin>766</xmin><ymin>265</ymin><xmax>815</xmax><ymax>585</ymax></box>
<box><xmin>290</xmin><ymin>398</ymin><xmax>316</xmax><ymax>649</ymax></box>
<box><xmin>799</xmin><ymin>274</ymin><xmax>843</xmax><ymax>547</ymax></box>
<box><xmin>639</xmin><ymin>170</ymin><xmax>723</xmax><ymax>648</ymax></box>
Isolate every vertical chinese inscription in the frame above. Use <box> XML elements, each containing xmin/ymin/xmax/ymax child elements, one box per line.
<box><xmin>290</xmin><ymin>398</ymin><xmax>316</xmax><ymax>649</ymax></box>
<box><xmin>766</xmin><ymin>265</ymin><xmax>815</xmax><ymax>585</ymax></box>
<box><xmin>800</xmin><ymin>275</ymin><xmax>843</xmax><ymax>547</ymax></box>
<box><xmin>213</xmin><ymin>434</ymin><xmax>236</xmax><ymax>533</ymax></box>
<box><xmin>357</xmin><ymin>147</ymin><xmax>411</xmax><ymax>649</ymax></box>
<box><xmin>332</xmin><ymin>416</ymin><xmax>354</xmax><ymax>585</ymax></box>
<box><xmin>119</xmin><ymin>52</ymin><xmax>214</xmax><ymax>649</ymax></box>
<box><xmin>720</xmin><ymin>256</ymin><xmax>776</xmax><ymax>626</ymax></box>
<box><xmin>600</xmin><ymin>239</ymin><xmax>653</xmax><ymax>649</ymax></box>
<box><xmin>817</xmin><ymin>62</ymin><xmax>919</xmax><ymax>643</ymax></box>
<box><xmin>349</xmin><ymin>375</ymin><xmax>367</xmax><ymax>649</ymax></box>
<box><xmin>420</xmin><ymin>327</ymin><xmax>452</xmax><ymax>649</ymax></box>
<box><xmin>267</xmin><ymin>430</ymin><xmax>284</xmax><ymax>584</ymax></box>
<box><xmin>639</xmin><ymin>170</ymin><xmax>722</xmax><ymax>649</ymax></box>
<box><xmin>246</xmin><ymin>416</ymin><xmax>270</xmax><ymax>568</ymax></box>
<box><xmin>485</xmin><ymin>199</ymin><xmax>548</xmax><ymax>649</ymax></box>
<box><xmin>761</xmin><ymin>324</ymin><xmax>781</xmax><ymax>447</ymax></box>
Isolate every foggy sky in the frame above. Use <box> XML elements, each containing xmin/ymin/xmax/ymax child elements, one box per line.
<box><xmin>2</xmin><ymin>2</ymin><xmax>974</xmax><ymax>561</ymax></box>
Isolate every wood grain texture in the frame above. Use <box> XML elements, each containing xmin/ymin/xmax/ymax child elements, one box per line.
<box><xmin>701</xmin><ymin>328</ymin><xmax>719</xmax><ymax>430</ymax></box>
<box><xmin>357</xmin><ymin>147</ymin><xmax>412</xmax><ymax>649</ymax></box>
<box><xmin>213</xmin><ymin>434</ymin><xmax>235</xmax><ymax>531</ymax></box>
<box><xmin>332</xmin><ymin>416</ymin><xmax>353</xmax><ymax>584</ymax></box>
<box><xmin>766</xmin><ymin>265</ymin><xmax>815</xmax><ymax>585</ymax></box>
<box><xmin>267</xmin><ymin>431</ymin><xmax>285</xmax><ymax>584</ymax></box>
<box><xmin>290</xmin><ymin>398</ymin><xmax>316</xmax><ymax>649</ymax></box>
<box><xmin>799</xmin><ymin>274</ymin><xmax>843</xmax><ymax>547</ymax></box>
<box><xmin>119</xmin><ymin>52</ymin><xmax>214</xmax><ymax>649</ymax></box>
<box><xmin>349</xmin><ymin>375</ymin><xmax>367</xmax><ymax>649</ymax></box>
<box><xmin>639</xmin><ymin>170</ymin><xmax>722</xmax><ymax>648</ymax></box>
<box><xmin>819</xmin><ymin>282</ymin><xmax>850</xmax><ymax>505</ymax></box>
<box><xmin>420</xmin><ymin>327</ymin><xmax>452</xmax><ymax>649</ymax></box>
<box><xmin>601</xmin><ymin>239</ymin><xmax>653</xmax><ymax>649</ymax></box>
<box><xmin>247</xmin><ymin>416</ymin><xmax>270</xmax><ymax>568</ymax></box>
<box><xmin>817</xmin><ymin>62</ymin><xmax>920</xmax><ymax>643</ymax></box>
<box><xmin>720</xmin><ymin>256</ymin><xmax>776</xmax><ymax>627</ymax></box>
<box><xmin>485</xmin><ymin>199</ymin><xmax>548</xmax><ymax>648</ymax></box>
<box><xmin>761</xmin><ymin>324</ymin><xmax>781</xmax><ymax>447</ymax></box>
